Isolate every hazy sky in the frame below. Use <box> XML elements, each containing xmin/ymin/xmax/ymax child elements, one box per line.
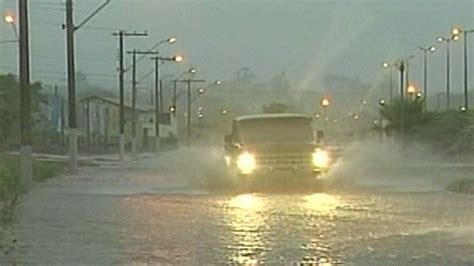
<box><xmin>0</xmin><ymin>0</ymin><xmax>473</xmax><ymax>98</ymax></box>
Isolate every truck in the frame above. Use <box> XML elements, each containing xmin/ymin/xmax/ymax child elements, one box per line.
<box><xmin>224</xmin><ymin>113</ymin><xmax>330</xmax><ymax>180</ymax></box>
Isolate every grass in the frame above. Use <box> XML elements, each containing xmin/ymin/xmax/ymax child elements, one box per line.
<box><xmin>0</xmin><ymin>156</ymin><xmax>65</xmax><ymax>224</ymax></box>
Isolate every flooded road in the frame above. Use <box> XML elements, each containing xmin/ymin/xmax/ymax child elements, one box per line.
<box><xmin>1</xmin><ymin>148</ymin><xmax>474</xmax><ymax>265</ymax></box>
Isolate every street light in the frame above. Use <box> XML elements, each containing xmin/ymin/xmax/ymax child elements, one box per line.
<box><xmin>320</xmin><ymin>97</ymin><xmax>331</xmax><ymax>145</ymax></box>
<box><xmin>194</xmin><ymin>80</ymin><xmax>221</xmax><ymax>96</ymax></box>
<box><xmin>452</xmin><ymin>26</ymin><xmax>474</xmax><ymax>110</ymax></box>
<box><xmin>382</xmin><ymin>61</ymin><xmax>396</xmax><ymax>102</ymax></box>
<box><xmin>437</xmin><ymin>35</ymin><xmax>459</xmax><ymax>110</ymax></box>
<box><xmin>417</xmin><ymin>45</ymin><xmax>436</xmax><ymax>110</ymax></box>
<box><xmin>321</xmin><ymin>98</ymin><xmax>330</xmax><ymax>107</ymax></box>
<box><xmin>3</xmin><ymin>13</ymin><xmax>18</xmax><ymax>39</ymax></box>
<box><xmin>407</xmin><ymin>85</ymin><xmax>416</xmax><ymax>96</ymax></box>
<box><xmin>151</xmin><ymin>54</ymin><xmax>183</xmax><ymax>152</ymax></box>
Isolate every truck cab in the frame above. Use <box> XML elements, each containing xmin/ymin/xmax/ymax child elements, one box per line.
<box><xmin>224</xmin><ymin>113</ymin><xmax>330</xmax><ymax>178</ymax></box>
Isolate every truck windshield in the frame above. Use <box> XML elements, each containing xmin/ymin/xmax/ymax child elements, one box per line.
<box><xmin>238</xmin><ymin>118</ymin><xmax>314</xmax><ymax>144</ymax></box>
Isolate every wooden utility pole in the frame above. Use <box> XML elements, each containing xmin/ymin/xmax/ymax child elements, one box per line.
<box><xmin>112</xmin><ymin>31</ymin><xmax>147</xmax><ymax>160</ymax></box>
<box><xmin>19</xmin><ymin>0</ymin><xmax>32</xmax><ymax>189</ymax></box>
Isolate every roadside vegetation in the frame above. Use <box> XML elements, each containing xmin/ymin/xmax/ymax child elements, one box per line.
<box><xmin>0</xmin><ymin>156</ymin><xmax>64</xmax><ymax>224</ymax></box>
<box><xmin>380</xmin><ymin>98</ymin><xmax>473</xmax><ymax>154</ymax></box>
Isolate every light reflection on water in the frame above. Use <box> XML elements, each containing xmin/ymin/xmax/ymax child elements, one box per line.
<box><xmin>226</xmin><ymin>194</ymin><xmax>267</xmax><ymax>265</ymax></box>
<box><xmin>224</xmin><ymin>193</ymin><xmax>344</xmax><ymax>265</ymax></box>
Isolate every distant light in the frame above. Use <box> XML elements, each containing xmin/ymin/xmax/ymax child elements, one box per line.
<box><xmin>4</xmin><ymin>14</ymin><xmax>14</xmax><ymax>24</ymax></box>
<box><xmin>429</xmin><ymin>46</ymin><xmax>436</xmax><ymax>52</ymax></box>
<box><xmin>407</xmin><ymin>85</ymin><xmax>416</xmax><ymax>94</ymax></box>
<box><xmin>169</xmin><ymin>106</ymin><xmax>176</xmax><ymax>113</ymax></box>
<box><xmin>197</xmin><ymin>88</ymin><xmax>205</xmax><ymax>94</ymax></box>
<box><xmin>198</xmin><ymin>113</ymin><xmax>204</xmax><ymax>118</ymax></box>
<box><xmin>215</xmin><ymin>80</ymin><xmax>222</xmax><ymax>85</ymax></box>
<box><xmin>321</xmin><ymin>98</ymin><xmax>330</xmax><ymax>107</ymax></box>
<box><xmin>382</xmin><ymin>62</ymin><xmax>389</xmax><ymax>68</ymax></box>
<box><xmin>314</xmin><ymin>113</ymin><xmax>320</xmax><ymax>119</ymax></box>
<box><xmin>379</xmin><ymin>99</ymin><xmax>386</xmax><ymax>106</ymax></box>
<box><xmin>452</xmin><ymin>35</ymin><xmax>460</xmax><ymax>41</ymax></box>
<box><xmin>333</xmin><ymin>119</ymin><xmax>338</xmax><ymax>123</ymax></box>
<box><xmin>221</xmin><ymin>109</ymin><xmax>227</xmax><ymax>115</ymax></box>
<box><xmin>416</xmin><ymin>92</ymin><xmax>422</xmax><ymax>98</ymax></box>
<box><xmin>437</xmin><ymin>37</ymin><xmax>445</xmax><ymax>42</ymax></box>
<box><xmin>361</xmin><ymin>100</ymin><xmax>367</xmax><ymax>105</ymax></box>
<box><xmin>353</xmin><ymin>115</ymin><xmax>359</xmax><ymax>120</ymax></box>
<box><xmin>452</xmin><ymin>27</ymin><xmax>461</xmax><ymax>36</ymax></box>
<box><xmin>197</xmin><ymin>106</ymin><xmax>203</xmax><ymax>112</ymax></box>
<box><xmin>167</xmin><ymin>37</ymin><xmax>177</xmax><ymax>44</ymax></box>
<box><xmin>189</xmin><ymin>68</ymin><xmax>197</xmax><ymax>74</ymax></box>
<box><xmin>173</xmin><ymin>54</ymin><xmax>184</xmax><ymax>62</ymax></box>
<box><xmin>460</xmin><ymin>106</ymin><xmax>467</xmax><ymax>112</ymax></box>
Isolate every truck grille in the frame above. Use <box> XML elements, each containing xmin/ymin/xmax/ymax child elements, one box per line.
<box><xmin>257</xmin><ymin>152</ymin><xmax>312</xmax><ymax>169</ymax></box>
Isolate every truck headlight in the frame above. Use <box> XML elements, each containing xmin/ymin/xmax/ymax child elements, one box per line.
<box><xmin>236</xmin><ymin>152</ymin><xmax>256</xmax><ymax>174</ymax></box>
<box><xmin>312</xmin><ymin>149</ymin><xmax>329</xmax><ymax>168</ymax></box>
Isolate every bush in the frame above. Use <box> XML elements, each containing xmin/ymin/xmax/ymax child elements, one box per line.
<box><xmin>34</xmin><ymin>161</ymin><xmax>64</xmax><ymax>183</ymax></box>
<box><xmin>0</xmin><ymin>159</ymin><xmax>20</xmax><ymax>202</ymax></box>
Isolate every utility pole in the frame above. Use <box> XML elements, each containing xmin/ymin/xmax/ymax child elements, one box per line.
<box><xmin>172</xmin><ymin>79</ymin><xmax>178</xmax><ymax>111</ymax></box>
<box><xmin>131</xmin><ymin>50</ymin><xmax>137</xmax><ymax>155</ymax></box>
<box><xmin>65</xmin><ymin>0</ymin><xmax>78</xmax><ymax>172</ymax></box>
<box><xmin>126</xmin><ymin>50</ymin><xmax>157</xmax><ymax>156</ymax></box>
<box><xmin>176</xmin><ymin>79</ymin><xmax>205</xmax><ymax>146</ymax></box>
<box><xmin>19</xmin><ymin>0</ymin><xmax>32</xmax><ymax>190</ymax></box>
<box><xmin>151</xmin><ymin>55</ymin><xmax>182</xmax><ymax>151</ymax></box>
<box><xmin>65</xmin><ymin>0</ymin><xmax>111</xmax><ymax>172</ymax></box>
<box><xmin>112</xmin><ymin>31</ymin><xmax>147</xmax><ymax>161</ymax></box>
<box><xmin>152</xmin><ymin>57</ymin><xmax>161</xmax><ymax>152</ymax></box>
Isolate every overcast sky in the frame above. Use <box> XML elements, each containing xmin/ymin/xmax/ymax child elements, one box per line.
<box><xmin>0</xmin><ymin>0</ymin><xmax>473</xmax><ymax>98</ymax></box>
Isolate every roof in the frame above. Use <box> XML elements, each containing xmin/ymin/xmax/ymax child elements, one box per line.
<box><xmin>234</xmin><ymin>113</ymin><xmax>312</xmax><ymax>123</ymax></box>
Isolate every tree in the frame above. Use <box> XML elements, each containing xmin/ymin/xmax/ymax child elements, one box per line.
<box><xmin>380</xmin><ymin>98</ymin><xmax>424</xmax><ymax>132</ymax></box>
<box><xmin>0</xmin><ymin>74</ymin><xmax>46</xmax><ymax>146</ymax></box>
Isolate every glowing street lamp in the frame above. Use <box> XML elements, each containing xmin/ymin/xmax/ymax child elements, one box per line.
<box><xmin>4</xmin><ymin>14</ymin><xmax>14</xmax><ymax>24</ymax></box>
<box><xmin>173</xmin><ymin>54</ymin><xmax>184</xmax><ymax>62</ymax></box>
<box><xmin>321</xmin><ymin>98</ymin><xmax>330</xmax><ymax>107</ymax></box>
<box><xmin>407</xmin><ymin>85</ymin><xmax>416</xmax><ymax>96</ymax></box>
<box><xmin>167</xmin><ymin>37</ymin><xmax>177</xmax><ymax>44</ymax></box>
<box><xmin>3</xmin><ymin>13</ymin><xmax>18</xmax><ymax>39</ymax></box>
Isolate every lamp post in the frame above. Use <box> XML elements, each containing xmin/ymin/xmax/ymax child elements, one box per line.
<box><xmin>452</xmin><ymin>27</ymin><xmax>474</xmax><ymax>110</ymax></box>
<box><xmin>397</xmin><ymin>60</ymin><xmax>405</xmax><ymax>143</ymax></box>
<box><xmin>417</xmin><ymin>45</ymin><xmax>436</xmax><ymax>110</ymax></box>
<box><xmin>437</xmin><ymin>35</ymin><xmax>459</xmax><ymax>110</ymax></box>
<box><xmin>382</xmin><ymin>61</ymin><xmax>396</xmax><ymax>103</ymax></box>
<box><xmin>4</xmin><ymin>13</ymin><xmax>18</xmax><ymax>39</ymax></box>
<box><xmin>192</xmin><ymin>80</ymin><xmax>222</xmax><ymax>102</ymax></box>
<box><xmin>320</xmin><ymin>97</ymin><xmax>330</xmax><ymax>145</ymax></box>
<box><xmin>151</xmin><ymin>54</ymin><xmax>183</xmax><ymax>152</ymax></box>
